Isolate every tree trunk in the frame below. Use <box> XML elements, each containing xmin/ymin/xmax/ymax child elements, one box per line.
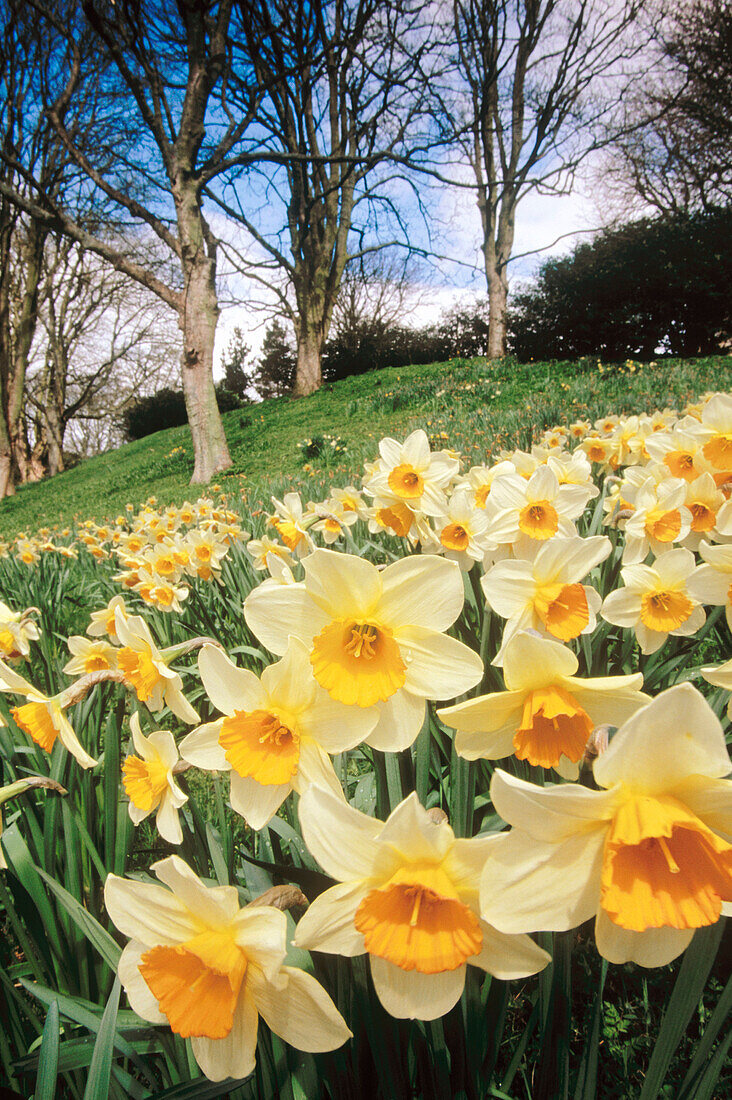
<box><xmin>293</xmin><ymin>324</ymin><xmax>324</xmax><ymax>397</ymax></box>
<box><xmin>181</xmin><ymin>258</ymin><xmax>232</xmax><ymax>483</ymax></box>
<box><xmin>45</xmin><ymin>405</ymin><xmax>65</xmax><ymax>476</ymax></box>
<box><xmin>175</xmin><ymin>179</ymin><xmax>232</xmax><ymax>484</ymax></box>
<box><xmin>487</xmin><ymin>267</ymin><xmax>509</xmax><ymax>358</ymax></box>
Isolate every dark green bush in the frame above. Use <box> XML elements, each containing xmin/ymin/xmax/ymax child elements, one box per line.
<box><xmin>123</xmin><ymin>385</ymin><xmax>243</xmax><ymax>440</ymax></box>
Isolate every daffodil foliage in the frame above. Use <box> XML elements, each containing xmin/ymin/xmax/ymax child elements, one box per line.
<box><xmin>0</xmin><ymin>392</ymin><xmax>730</xmax><ymax>1099</ymax></box>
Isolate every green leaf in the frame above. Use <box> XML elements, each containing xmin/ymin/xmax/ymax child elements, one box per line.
<box><xmin>573</xmin><ymin>959</ymin><xmax>607</xmax><ymax>1100</ymax></box>
<box><xmin>639</xmin><ymin>920</ymin><xmax>726</xmax><ymax>1100</ymax></box>
<box><xmin>36</xmin><ymin>867</ymin><xmax>121</xmax><ymax>973</ymax></box>
<box><xmin>83</xmin><ymin>978</ymin><xmax>120</xmax><ymax>1100</ymax></box>
<box><xmin>33</xmin><ymin>1000</ymin><xmax>60</xmax><ymax>1100</ymax></box>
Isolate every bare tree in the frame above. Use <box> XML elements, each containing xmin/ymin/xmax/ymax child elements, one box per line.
<box><xmin>449</xmin><ymin>0</ymin><xmax>645</xmax><ymax>357</ymax></box>
<box><xmin>0</xmin><ymin>0</ymin><xmax>265</xmax><ymax>482</ymax></box>
<box><xmin>212</xmin><ymin>0</ymin><xmax>433</xmax><ymax>395</ymax></box>
<box><xmin>599</xmin><ymin>0</ymin><xmax>732</xmax><ymax>216</ymax></box>
<box><xmin>25</xmin><ymin>241</ymin><xmax>177</xmax><ymax>474</ymax></box>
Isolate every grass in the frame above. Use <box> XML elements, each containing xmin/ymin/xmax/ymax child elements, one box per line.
<box><xmin>1</xmin><ymin>354</ymin><xmax>730</xmax><ymax>539</ymax></box>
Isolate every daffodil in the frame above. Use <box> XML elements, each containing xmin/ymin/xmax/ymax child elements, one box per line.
<box><xmin>601</xmin><ymin>548</ymin><xmax>705</xmax><ymax>654</ymax></box>
<box><xmin>688</xmin><ymin>541</ymin><xmax>732</xmax><ymax>630</ymax></box>
<box><xmin>294</xmin><ymin>789</ymin><xmax>550</xmax><ymax>1019</ymax></box>
<box><xmin>180</xmin><ymin>639</ymin><xmax>376</xmax><ymax>828</ymax></box>
<box><xmin>481</xmin><ymin>536</ymin><xmax>611</xmax><ymax>663</ymax></box>
<box><xmin>486</xmin><ymin>465</ymin><xmax>593</xmax><ymax>548</ymax></box>
<box><xmin>87</xmin><ymin>594</ymin><xmax>128</xmax><ymax>641</ymax></box>
<box><xmin>105</xmin><ymin>855</ymin><xmax>350</xmax><ymax>1081</ymax></box>
<box><xmin>115</xmin><ymin>611</ymin><xmax>199</xmax><ymax>724</ymax></box>
<box><xmin>438</xmin><ymin>632</ymin><xmax>649</xmax><ymax>775</ymax></box>
<box><xmin>244</xmin><ymin>549</ymin><xmax>483</xmax><ymax>751</ymax></box>
<box><xmin>0</xmin><ymin>602</ymin><xmax>39</xmax><ymax>661</ymax></box>
<box><xmin>122</xmin><ymin>714</ymin><xmax>187</xmax><ymax>844</ymax></box>
<box><xmin>621</xmin><ymin>479</ymin><xmax>692</xmax><ymax>564</ymax></box>
<box><xmin>700</xmin><ymin>392</ymin><xmax>732</xmax><ymax>473</ymax></box>
<box><xmin>363</xmin><ymin>429</ymin><xmax>459</xmax><ymax>517</ymax></box>
<box><xmin>63</xmin><ymin>636</ymin><xmax>118</xmax><ymax>676</ymax></box>
<box><xmin>429</xmin><ymin>489</ymin><xmax>494</xmax><ymax>569</ymax></box>
<box><xmin>479</xmin><ymin>684</ymin><xmax>732</xmax><ymax>967</ymax></box>
<box><xmin>0</xmin><ymin>659</ymin><xmax>97</xmax><ymax>768</ymax></box>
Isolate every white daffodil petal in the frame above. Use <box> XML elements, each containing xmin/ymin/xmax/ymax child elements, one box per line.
<box><xmin>594</xmin><ymin>684</ymin><xmax>731</xmax><ymax>793</ymax></box>
<box><xmin>398</xmin><ymin>626</ymin><xmax>483</xmax><ymax>699</ymax></box>
<box><xmin>438</xmin><ymin>690</ymin><xmax>524</xmax><ymax>735</ymax></box>
<box><xmin>179</xmin><ymin>720</ymin><xmax>228</xmax><ymax>770</ymax></box>
<box><xmin>293</xmin><ymin>882</ymin><xmax>367</xmax><ymax>956</ymax></box>
<box><xmin>366</xmin><ymin>691</ymin><xmax>426</xmax><ymax>752</ymax></box>
<box><xmin>300</xmin><ymin>691</ymin><xmax>377</xmax><ymax>753</ymax></box>
<box><xmin>480</xmin><ymin>828</ymin><xmax>605</xmax><ymax>934</ymax></box>
<box><xmin>295</xmin><ymin>741</ymin><xmax>343</xmax><ymax>798</ymax></box>
<box><xmin>369</xmin><ymin>956</ymin><xmax>465</xmax><ymax>1020</ymax></box>
<box><xmin>232</xmin><ymin>906</ymin><xmax>287</xmax><ymax>981</ymax></box>
<box><xmin>117</xmin><ymin>941</ymin><xmax>167</xmax><ymax>1024</ymax></box>
<box><xmin>229</xmin><ymin>772</ymin><xmax>290</xmax><ymax>830</ymax></box>
<box><xmin>304</xmin><ymin>549</ymin><xmax>382</xmax><ymax>617</ymax></box>
<box><xmin>471</xmin><ymin>921</ymin><xmax>551</xmax><ymax>979</ymax></box>
<box><xmin>155</xmin><ymin>796</ymin><xmax>184</xmax><ymax>845</ymax></box>
<box><xmin>56</xmin><ymin>711</ymin><xmax>98</xmax><ymax>770</ymax></box>
<box><xmin>594</xmin><ymin>909</ymin><xmax>694</xmax><ymax>968</ymax></box>
<box><xmin>152</xmin><ymin>855</ymin><xmax>240</xmax><ymax>926</ymax></box>
<box><xmin>190</xmin><ymin>989</ymin><xmax>259</xmax><ymax>1083</ymax></box>
<box><xmin>378</xmin><ymin>555</ymin><xmax>464</xmax><ymax>632</ymax></box>
<box><xmin>376</xmin><ymin>792</ymin><xmax>453</xmax><ymax>864</ymax></box>
<box><xmin>502</xmin><ymin>633</ymin><xmax>578</xmax><ymax>690</ymax></box>
<box><xmin>298</xmin><ymin>785</ymin><xmax>381</xmax><ymax>881</ymax></box>
<box><xmin>104</xmin><ymin>875</ymin><xmax>197</xmax><ymax>946</ymax></box>
<box><xmin>491</xmin><ymin>769</ymin><xmax>617</xmax><ymax>840</ymax></box>
<box><xmin>249</xmin><ymin>965</ymin><xmax>351</xmax><ymax>1052</ymax></box>
<box><xmin>199</xmin><ymin>645</ymin><xmax>264</xmax><ymax>715</ymax></box>
<box><xmin>244</xmin><ymin>582</ymin><xmax>319</xmax><ymax>655</ymax></box>
<box><xmin>673</xmin><ymin>775</ymin><xmax>732</xmax><ymax>837</ymax></box>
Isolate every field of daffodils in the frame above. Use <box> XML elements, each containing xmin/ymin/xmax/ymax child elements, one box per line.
<box><xmin>0</xmin><ymin>390</ymin><xmax>730</xmax><ymax>1099</ymax></box>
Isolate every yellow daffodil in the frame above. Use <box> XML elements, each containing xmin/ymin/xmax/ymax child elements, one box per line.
<box><xmin>601</xmin><ymin>548</ymin><xmax>705</xmax><ymax>654</ymax></box>
<box><xmin>115</xmin><ymin>611</ymin><xmax>199</xmax><ymax>724</ymax></box>
<box><xmin>244</xmin><ymin>549</ymin><xmax>483</xmax><ymax>751</ymax></box>
<box><xmin>87</xmin><ymin>594</ymin><xmax>128</xmax><ymax>641</ymax></box>
<box><xmin>363</xmin><ymin>429</ymin><xmax>459</xmax><ymax>517</ymax></box>
<box><xmin>294</xmin><ymin>789</ymin><xmax>549</xmax><ymax>1019</ymax></box>
<box><xmin>486</xmin><ymin>465</ymin><xmax>593</xmax><ymax>548</ymax></box>
<box><xmin>122</xmin><ymin>714</ymin><xmax>187</xmax><ymax>844</ymax></box>
<box><xmin>429</xmin><ymin>489</ymin><xmax>494</xmax><ymax>570</ymax></box>
<box><xmin>0</xmin><ymin>659</ymin><xmax>96</xmax><ymax>768</ymax></box>
<box><xmin>480</xmin><ymin>685</ymin><xmax>732</xmax><ymax>967</ymax></box>
<box><xmin>700</xmin><ymin>392</ymin><xmax>732</xmax><ymax>472</ymax></box>
<box><xmin>621</xmin><ymin>480</ymin><xmax>692</xmax><ymax>564</ymax></box>
<box><xmin>482</xmin><ymin>536</ymin><xmax>611</xmax><ymax>663</ymax></box>
<box><xmin>63</xmin><ymin>636</ymin><xmax>118</xmax><ymax>676</ymax></box>
<box><xmin>0</xmin><ymin>602</ymin><xmax>39</xmax><ymax>661</ymax></box>
<box><xmin>180</xmin><ymin>639</ymin><xmax>376</xmax><ymax>828</ymax></box>
<box><xmin>438</xmin><ymin>633</ymin><xmax>649</xmax><ymax>775</ymax></box>
<box><xmin>105</xmin><ymin>855</ymin><xmax>350</xmax><ymax>1081</ymax></box>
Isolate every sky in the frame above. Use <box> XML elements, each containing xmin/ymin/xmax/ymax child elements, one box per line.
<box><xmin>212</xmin><ymin>181</ymin><xmax>600</xmax><ymax>372</ymax></box>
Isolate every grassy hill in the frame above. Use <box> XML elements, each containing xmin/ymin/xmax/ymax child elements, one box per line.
<box><xmin>1</xmin><ymin>354</ymin><xmax>729</xmax><ymax>538</ymax></box>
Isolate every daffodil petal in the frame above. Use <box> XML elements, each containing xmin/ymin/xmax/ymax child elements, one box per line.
<box><xmin>229</xmin><ymin>772</ymin><xmax>290</xmax><ymax>830</ymax></box>
<box><xmin>480</xmin><ymin>828</ymin><xmax>605</xmax><ymax>933</ymax></box>
<box><xmin>673</xmin><ymin>775</ymin><xmax>732</xmax><ymax>836</ymax></box>
<box><xmin>594</xmin><ymin>908</ymin><xmax>694</xmax><ymax>967</ymax></box>
<box><xmin>298</xmin><ymin>785</ymin><xmax>380</xmax><ymax>881</ymax></box>
<box><xmin>190</xmin><ymin>988</ymin><xmax>259</xmax><ymax>1082</ymax></box>
<box><xmin>232</xmin><ymin>906</ymin><xmax>287</xmax><ymax>981</ymax></box>
<box><xmin>117</xmin><ymin>941</ymin><xmax>167</xmax><ymax>1024</ymax></box>
<box><xmin>378</xmin><ymin>555</ymin><xmax>464</xmax><ymax>632</ymax></box>
<box><xmin>295</xmin><ymin>741</ymin><xmax>343</xmax><ymax>798</ymax></box>
<box><xmin>179</xmin><ymin>720</ymin><xmax>228</xmax><ymax>770</ymax></box>
<box><xmin>491</xmin><ymin>769</ymin><xmax>617</xmax><ymax>841</ymax></box>
<box><xmin>303</xmin><ymin>549</ymin><xmax>381</xmax><ymax>617</ymax></box>
<box><xmin>104</xmin><ymin>874</ymin><xmax>197</xmax><ymax>946</ymax></box>
<box><xmin>366</xmin><ymin>690</ymin><xmax>425</xmax><ymax>752</ymax></box>
<box><xmin>199</xmin><ymin>645</ymin><xmax>264</xmax><ymax>715</ymax></box>
<box><xmin>397</xmin><ymin>626</ymin><xmax>483</xmax><ymax>699</ymax></box>
<box><xmin>471</xmin><ymin>920</ymin><xmax>551</xmax><ymax>978</ymax></box>
<box><xmin>293</xmin><ymin>881</ymin><xmax>367</xmax><ymax>956</ymax></box>
<box><xmin>155</xmin><ymin>795</ymin><xmax>184</xmax><ymax>845</ymax></box>
<box><xmin>249</xmin><ymin>965</ymin><xmax>351</xmax><ymax>1051</ymax></box>
<box><xmin>376</xmin><ymin>791</ymin><xmax>453</xmax><ymax>864</ymax></box>
<box><xmin>369</xmin><ymin>956</ymin><xmax>465</xmax><ymax>1020</ymax></box>
<box><xmin>593</xmin><ymin>684</ymin><xmax>731</xmax><ymax>794</ymax></box>
<box><xmin>502</xmin><ymin>633</ymin><xmax>578</xmax><ymax>690</ymax></box>
<box><xmin>244</xmin><ymin>582</ymin><xmax>319</xmax><ymax>655</ymax></box>
<box><xmin>152</xmin><ymin>855</ymin><xmax>240</xmax><ymax>926</ymax></box>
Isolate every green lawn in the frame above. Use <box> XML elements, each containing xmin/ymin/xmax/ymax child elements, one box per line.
<box><xmin>1</xmin><ymin>354</ymin><xmax>729</xmax><ymax>538</ymax></box>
